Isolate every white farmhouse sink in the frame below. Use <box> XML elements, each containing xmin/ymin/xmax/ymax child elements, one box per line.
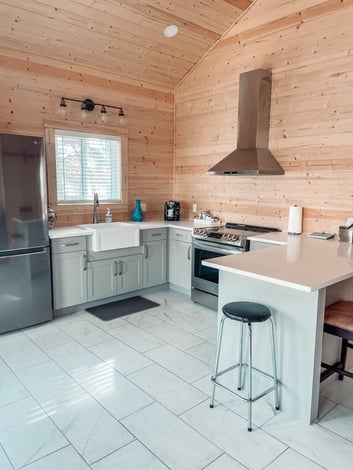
<box><xmin>78</xmin><ymin>222</ymin><xmax>140</xmax><ymax>252</ymax></box>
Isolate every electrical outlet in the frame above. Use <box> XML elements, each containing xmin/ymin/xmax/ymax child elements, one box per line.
<box><xmin>141</xmin><ymin>203</ymin><xmax>147</xmax><ymax>212</ymax></box>
<box><xmin>192</xmin><ymin>203</ymin><xmax>197</xmax><ymax>213</ymax></box>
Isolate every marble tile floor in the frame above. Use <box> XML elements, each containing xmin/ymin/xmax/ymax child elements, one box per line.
<box><xmin>0</xmin><ymin>289</ymin><xmax>353</xmax><ymax>469</ymax></box>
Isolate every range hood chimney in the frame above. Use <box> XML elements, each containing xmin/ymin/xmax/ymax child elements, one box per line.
<box><xmin>208</xmin><ymin>69</ymin><xmax>284</xmax><ymax>175</ymax></box>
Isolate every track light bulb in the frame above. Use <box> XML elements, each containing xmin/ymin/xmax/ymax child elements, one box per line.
<box><xmin>100</xmin><ymin>105</ymin><xmax>108</xmax><ymax>122</ymax></box>
<box><xmin>81</xmin><ymin>103</ymin><xmax>88</xmax><ymax>119</ymax></box>
<box><xmin>59</xmin><ymin>97</ymin><xmax>67</xmax><ymax>115</ymax></box>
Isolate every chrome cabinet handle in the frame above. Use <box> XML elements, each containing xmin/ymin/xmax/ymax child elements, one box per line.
<box><xmin>187</xmin><ymin>245</ymin><xmax>191</xmax><ymax>260</ymax></box>
<box><xmin>149</xmin><ymin>232</ymin><xmax>162</xmax><ymax>237</ymax></box>
<box><xmin>143</xmin><ymin>244</ymin><xmax>148</xmax><ymax>259</ymax></box>
<box><xmin>118</xmin><ymin>260</ymin><xmax>123</xmax><ymax>275</ymax></box>
<box><xmin>114</xmin><ymin>260</ymin><xmax>118</xmax><ymax>277</ymax></box>
<box><xmin>82</xmin><ymin>254</ymin><xmax>87</xmax><ymax>271</ymax></box>
<box><xmin>60</xmin><ymin>242</ymin><xmax>80</xmax><ymax>247</ymax></box>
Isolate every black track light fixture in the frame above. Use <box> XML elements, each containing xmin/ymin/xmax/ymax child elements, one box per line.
<box><xmin>59</xmin><ymin>97</ymin><xmax>125</xmax><ymax>122</ymax></box>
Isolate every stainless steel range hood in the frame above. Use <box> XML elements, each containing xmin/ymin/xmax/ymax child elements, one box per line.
<box><xmin>208</xmin><ymin>69</ymin><xmax>284</xmax><ymax>175</ymax></box>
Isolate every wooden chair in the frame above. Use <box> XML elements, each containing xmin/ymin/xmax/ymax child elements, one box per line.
<box><xmin>320</xmin><ymin>301</ymin><xmax>353</xmax><ymax>382</ymax></box>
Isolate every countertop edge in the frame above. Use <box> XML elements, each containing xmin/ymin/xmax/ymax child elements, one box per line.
<box><xmin>49</xmin><ymin>220</ymin><xmax>196</xmax><ymax>239</ymax></box>
<box><xmin>204</xmin><ymin>237</ymin><xmax>353</xmax><ymax>292</ymax></box>
<box><xmin>203</xmin><ymin>259</ymin><xmax>313</xmax><ymax>292</ymax></box>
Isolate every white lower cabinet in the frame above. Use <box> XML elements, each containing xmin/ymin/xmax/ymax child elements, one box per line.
<box><xmin>51</xmin><ymin>226</ymin><xmax>173</xmax><ymax>310</ymax></box>
<box><xmin>118</xmin><ymin>254</ymin><xmax>144</xmax><ymax>294</ymax></box>
<box><xmin>51</xmin><ymin>236</ymin><xmax>88</xmax><ymax>310</ymax></box>
<box><xmin>141</xmin><ymin>228</ymin><xmax>167</xmax><ymax>288</ymax></box>
<box><xmin>87</xmin><ymin>253</ymin><xmax>143</xmax><ymax>302</ymax></box>
<box><xmin>87</xmin><ymin>258</ymin><xmax>116</xmax><ymax>301</ymax></box>
<box><xmin>168</xmin><ymin>228</ymin><xmax>192</xmax><ymax>292</ymax></box>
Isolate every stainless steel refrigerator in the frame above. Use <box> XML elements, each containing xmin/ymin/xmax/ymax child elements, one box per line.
<box><xmin>0</xmin><ymin>133</ymin><xmax>52</xmax><ymax>334</ymax></box>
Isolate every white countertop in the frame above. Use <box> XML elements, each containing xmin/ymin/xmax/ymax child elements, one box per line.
<box><xmin>49</xmin><ymin>226</ymin><xmax>89</xmax><ymax>239</ymax></box>
<box><xmin>49</xmin><ymin>220</ymin><xmax>196</xmax><ymax>239</ymax></box>
<box><xmin>127</xmin><ymin>220</ymin><xmax>196</xmax><ymax>230</ymax></box>
<box><xmin>204</xmin><ymin>234</ymin><xmax>353</xmax><ymax>292</ymax></box>
<box><xmin>249</xmin><ymin>230</ymin><xmax>291</xmax><ymax>245</ymax></box>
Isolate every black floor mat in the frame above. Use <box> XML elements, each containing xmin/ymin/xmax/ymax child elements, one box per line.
<box><xmin>86</xmin><ymin>296</ymin><xmax>159</xmax><ymax>321</ymax></box>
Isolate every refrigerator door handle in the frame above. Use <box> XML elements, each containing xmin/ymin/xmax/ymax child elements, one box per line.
<box><xmin>0</xmin><ymin>248</ymin><xmax>48</xmax><ymax>259</ymax></box>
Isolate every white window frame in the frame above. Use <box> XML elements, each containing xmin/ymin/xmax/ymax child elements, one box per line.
<box><xmin>54</xmin><ymin>129</ymin><xmax>122</xmax><ymax>203</ymax></box>
<box><xmin>45</xmin><ymin>120</ymin><xmax>128</xmax><ymax>215</ymax></box>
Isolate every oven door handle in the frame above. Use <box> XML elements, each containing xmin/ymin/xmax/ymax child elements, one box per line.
<box><xmin>192</xmin><ymin>240</ymin><xmax>242</xmax><ymax>255</ymax></box>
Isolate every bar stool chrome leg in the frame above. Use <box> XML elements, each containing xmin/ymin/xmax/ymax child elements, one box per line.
<box><xmin>248</xmin><ymin>323</ymin><xmax>253</xmax><ymax>431</ymax></box>
<box><xmin>270</xmin><ymin>318</ymin><xmax>280</xmax><ymax>410</ymax></box>
<box><xmin>238</xmin><ymin>322</ymin><xmax>244</xmax><ymax>390</ymax></box>
<box><xmin>209</xmin><ymin>316</ymin><xmax>226</xmax><ymax>408</ymax></box>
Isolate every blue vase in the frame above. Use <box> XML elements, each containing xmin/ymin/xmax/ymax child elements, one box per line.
<box><xmin>131</xmin><ymin>199</ymin><xmax>144</xmax><ymax>221</ymax></box>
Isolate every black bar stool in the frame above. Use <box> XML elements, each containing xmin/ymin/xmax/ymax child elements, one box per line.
<box><xmin>209</xmin><ymin>301</ymin><xmax>280</xmax><ymax>431</ymax></box>
<box><xmin>320</xmin><ymin>301</ymin><xmax>353</xmax><ymax>382</ymax></box>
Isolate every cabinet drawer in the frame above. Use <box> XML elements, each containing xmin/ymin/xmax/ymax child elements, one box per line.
<box><xmin>169</xmin><ymin>228</ymin><xmax>192</xmax><ymax>243</ymax></box>
<box><xmin>51</xmin><ymin>236</ymin><xmax>87</xmax><ymax>254</ymax></box>
<box><xmin>141</xmin><ymin>228</ymin><xmax>167</xmax><ymax>242</ymax></box>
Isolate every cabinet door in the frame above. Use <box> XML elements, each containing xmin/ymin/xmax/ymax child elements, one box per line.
<box><xmin>117</xmin><ymin>254</ymin><xmax>143</xmax><ymax>294</ymax></box>
<box><xmin>143</xmin><ymin>240</ymin><xmax>167</xmax><ymax>288</ymax></box>
<box><xmin>168</xmin><ymin>239</ymin><xmax>191</xmax><ymax>291</ymax></box>
<box><xmin>52</xmin><ymin>251</ymin><xmax>87</xmax><ymax>309</ymax></box>
<box><xmin>87</xmin><ymin>258</ymin><xmax>116</xmax><ymax>301</ymax></box>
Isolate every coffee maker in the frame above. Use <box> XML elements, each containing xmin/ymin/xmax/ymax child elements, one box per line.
<box><xmin>164</xmin><ymin>201</ymin><xmax>180</xmax><ymax>221</ymax></box>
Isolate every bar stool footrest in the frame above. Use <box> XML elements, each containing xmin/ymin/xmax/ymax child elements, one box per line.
<box><xmin>320</xmin><ymin>361</ymin><xmax>353</xmax><ymax>381</ymax></box>
<box><xmin>213</xmin><ymin>362</ymin><xmax>278</xmax><ymax>383</ymax></box>
<box><xmin>211</xmin><ymin>377</ymin><xmax>280</xmax><ymax>404</ymax></box>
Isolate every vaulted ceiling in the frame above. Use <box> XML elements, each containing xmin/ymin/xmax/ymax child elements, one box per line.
<box><xmin>0</xmin><ymin>0</ymin><xmax>254</xmax><ymax>89</ymax></box>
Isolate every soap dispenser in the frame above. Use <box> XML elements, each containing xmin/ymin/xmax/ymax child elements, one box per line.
<box><xmin>105</xmin><ymin>208</ymin><xmax>112</xmax><ymax>223</ymax></box>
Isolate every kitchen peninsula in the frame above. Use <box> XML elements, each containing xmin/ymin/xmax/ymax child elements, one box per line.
<box><xmin>203</xmin><ymin>233</ymin><xmax>353</xmax><ymax>424</ymax></box>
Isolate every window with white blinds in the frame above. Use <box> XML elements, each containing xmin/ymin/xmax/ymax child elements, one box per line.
<box><xmin>54</xmin><ymin>129</ymin><xmax>121</xmax><ymax>202</ymax></box>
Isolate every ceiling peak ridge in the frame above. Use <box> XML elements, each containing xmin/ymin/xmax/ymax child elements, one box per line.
<box><xmin>175</xmin><ymin>0</ymin><xmax>258</xmax><ymax>90</ymax></box>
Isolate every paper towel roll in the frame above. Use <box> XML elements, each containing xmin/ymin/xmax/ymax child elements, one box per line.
<box><xmin>288</xmin><ymin>205</ymin><xmax>302</xmax><ymax>235</ymax></box>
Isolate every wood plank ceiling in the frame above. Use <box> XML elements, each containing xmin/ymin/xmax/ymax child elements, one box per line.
<box><xmin>0</xmin><ymin>0</ymin><xmax>254</xmax><ymax>89</ymax></box>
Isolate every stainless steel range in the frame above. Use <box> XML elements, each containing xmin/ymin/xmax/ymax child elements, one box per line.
<box><xmin>191</xmin><ymin>223</ymin><xmax>281</xmax><ymax>310</ymax></box>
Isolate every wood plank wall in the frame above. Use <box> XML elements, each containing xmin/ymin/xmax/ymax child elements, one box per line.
<box><xmin>0</xmin><ymin>56</ymin><xmax>174</xmax><ymax>226</ymax></box>
<box><xmin>175</xmin><ymin>0</ymin><xmax>353</xmax><ymax>233</ymax></box>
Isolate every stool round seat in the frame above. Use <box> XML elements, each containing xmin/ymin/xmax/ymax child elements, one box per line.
<box><xmin>222</xmin><ymin>301</ymin><xmax>271</xmax><ymax>323</ymax></box>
